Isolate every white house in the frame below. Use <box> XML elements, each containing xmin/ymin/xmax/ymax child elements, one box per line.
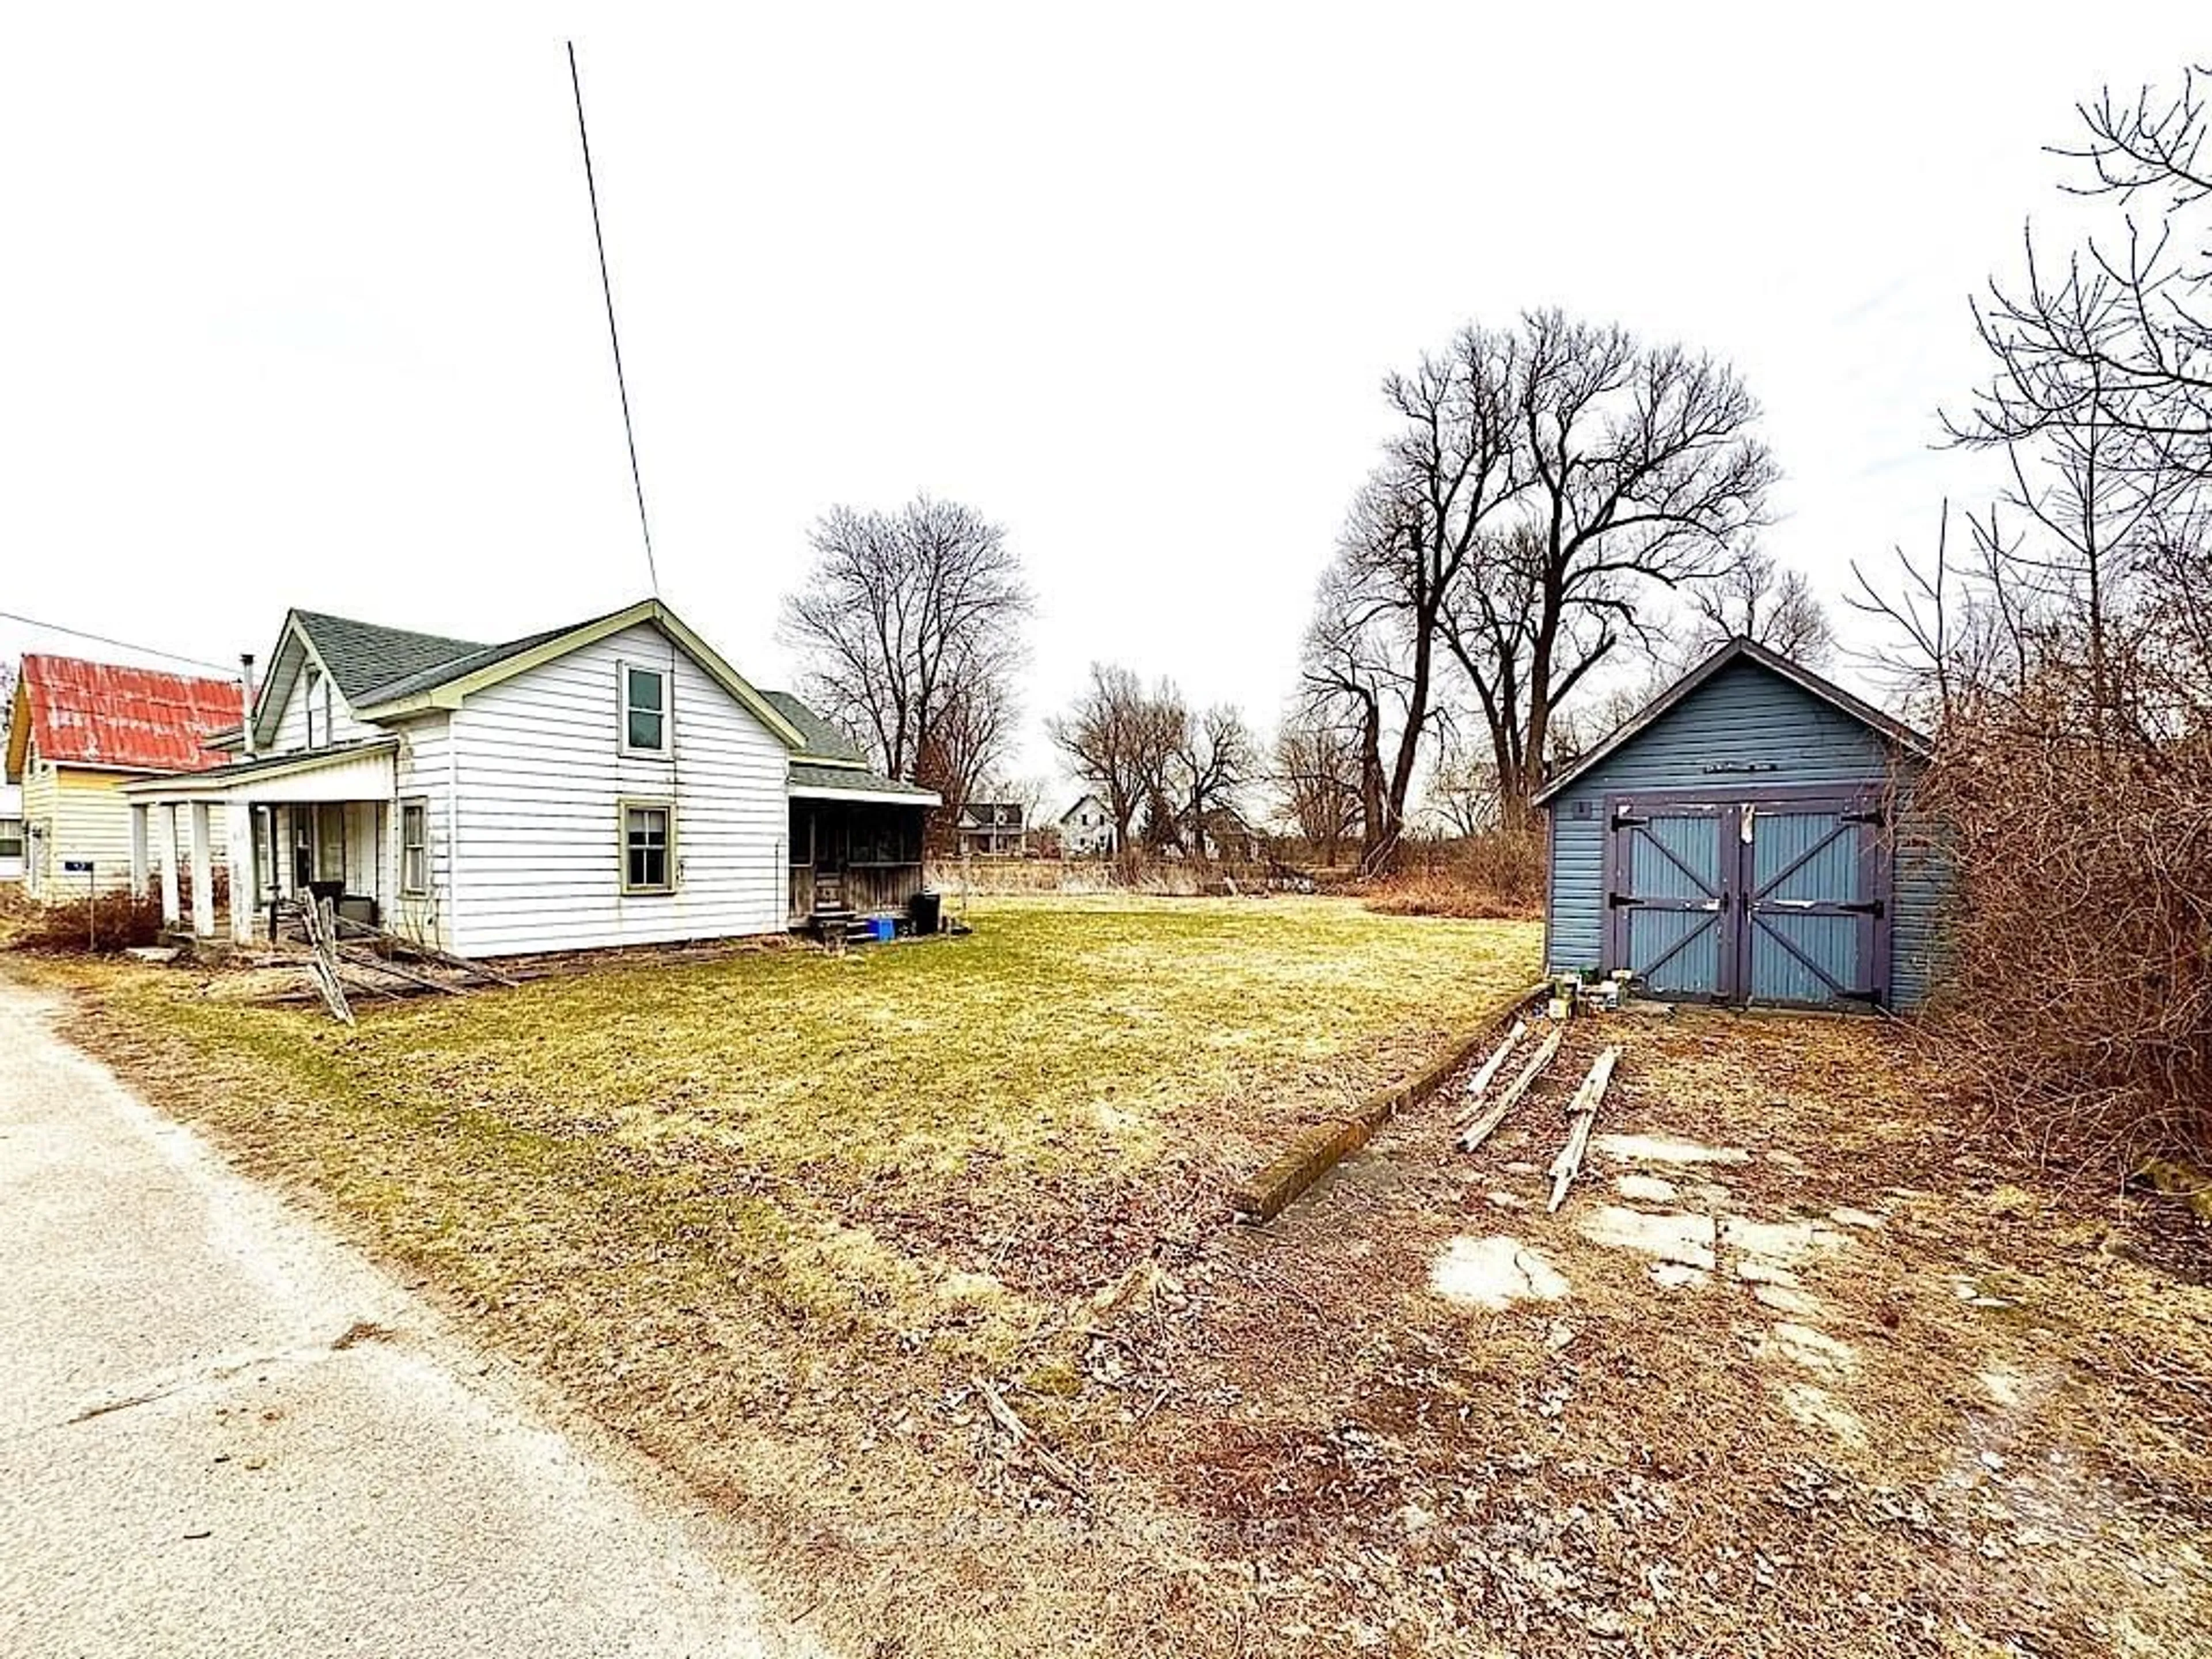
<box><xmin>119</xmin><ymin>600</ymin><xmax>939</xmax><ymax>955</ymax></box>
<box><xmin>1059</xmin><ymin>792</ymin><xmax>1116</xmax><ymax>858</ymax></box>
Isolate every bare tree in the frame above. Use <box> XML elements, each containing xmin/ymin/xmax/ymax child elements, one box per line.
<box><xmin>1310</xmin><ymin>312</ymin><xmax>1772</xmax><ymax>847</ymax></box>
<box><xmin>1270</xmin><ymin>711</ymin><xmax>1364</xmax><ymax>865</ymax></box>
<box><xmin>1686</xmin><ymin>546</ymin><xmax>1835</xmax><ymax>664</ymax></box>
<box><xmin>1300</xmin><ymin>557</ymin><xmax>1401</xmax><ymax>870</ymax></box>
<box><xmin>1427</xmin><ymin>739</ymin><xmax>1502</xmax><ymax>838</ymax></box>
<box><xmin>1316</xmin><ymin>325</ymin><xmax>1527</xmax><ymax>864</ymax></box>
<box><xmin>1171</xmin><ymin>703</ymin><xmax>1257</xmax><ymax>858</ymax></box>
<box><xmin>1445</xmin><ymin>311</ymin><xmax>1776</xmax><ymax>826</ymax></box>
<box><xmin>1048</xmin><ymin>664</ymin><xmax>1171</xmax><ymax>869</ymax></box>
<box><xmin>779</xmin><ymin>495</ymin><xmax>1031</xmax><ymax>823</ymax></box>
<box><xmin>1957</xmin><ymin>67</ymin><xmax>2212</xmax><ymax>480</ymax></box>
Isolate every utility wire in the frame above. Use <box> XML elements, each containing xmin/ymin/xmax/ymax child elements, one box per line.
<box><xmin>566</xmin><ymin>40</ymin><xmax>660</xmax><ymax>599</ymax></box>
<box><xmin>0</xmin><ymin>609</ymin><xmax>238</xmax><ymax>675</ymax></box>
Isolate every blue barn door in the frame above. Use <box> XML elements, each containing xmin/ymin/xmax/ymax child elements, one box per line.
<box><xmin>1605</xmin><ymin>802</ymin><xmax>1736</xmax><ymax>1001</ymax></box>
<box><xmin>1605</xmin><ymin>793</ymin><xmax>1891</xmax><ymax>1007</ymax></box>
<box><xmin>1736</xmin><ymin>797</ymin><xmax>1886</xmax><ymax>1007</ymax></box>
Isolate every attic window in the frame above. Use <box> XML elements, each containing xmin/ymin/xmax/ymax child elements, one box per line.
<box><xmin>621</xmin><ymin>663</ymin><xmax>670</xmax><ymax>756</ymax></box>
<box><xmin>305</xmin><ymin>666</ymin><xmax>330</xmax><ymax>749</ymax></box>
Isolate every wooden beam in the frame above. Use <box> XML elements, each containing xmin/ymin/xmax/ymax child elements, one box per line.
<box><xmin>1456</xmin><ymin>1025</ymin><xmax>1563</xmax><ymax>1153</ymax></box>
<box><xmin>1546</xmin><ymin>1046</ymin><xmax>1622</xmax><ymax>1213</ymax></box>
<box><xmin>1461</xmin><ymin>1019</ymin><xmax>1527</xmax><ymax>1103</ymax></box>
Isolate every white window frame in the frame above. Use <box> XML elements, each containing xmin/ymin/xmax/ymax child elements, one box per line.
<box><xmin>618</xmin><ymin>661</ymin><xmax>672</xmax><ymax>758</ymax></box>
<box><xmin>0</xmin><ymin>817</ymin><xmax>22</xmax><ymax>861</ymax></box>
<box><xmin>399</xmin><ymin>798</ymin><xmax>430</xmax><ymax>897</ymax></box>
<box><xmin>619</xmin><ymin>798</ymin><xmax>676</xmax><ymax>895</ymax></box>
<box><xmin>305</xmin><ymin>665</ymin><xmax>327</xmax><ymax>749</ymax></box>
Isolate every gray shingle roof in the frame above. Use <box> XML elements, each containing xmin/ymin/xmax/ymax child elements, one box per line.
<box><xmin>347</xmin><ymin>619</ymin><xmax>581</xmax><ymax>706</ymax></box>
<box><xmin>760</xmin><ymin>691</ymin><xmax>866</xmax><ymax>764</ymax></box>
<box><xmin>291</xmin><ymin>611</ymin><xmax>488</xmax><ymax>703</ymax></box>
<box><xmin>789</xmin><ymin>762</ymin><xmax>937</xmax><ymax>800</ymax></box>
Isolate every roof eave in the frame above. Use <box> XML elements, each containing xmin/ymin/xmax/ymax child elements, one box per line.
<box><xmin>350</xmin><ymin>599</ymin><xmax>810</xmax><ymax>750</ymax></box>
<box><xmin>1532</xmin><ymin>638</ymin><xmax>1931</xmax><ymax>807</ymax></box>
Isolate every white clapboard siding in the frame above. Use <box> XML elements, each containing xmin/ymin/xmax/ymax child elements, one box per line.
<box><xmin>388</xmin><ymin>714</ymin><xmax>454</xmax><ymax>949</ymax></box>
<box><xmin>267</xmin><ymin>657</ymin><xmax>378</xmax><ymax>755</ymax></box>
<box><xmin>443</xmin><ymin>623</ymin><xmax>789</xmax><ymax>956</ymax></box>
<box><xmin>27</xmin><ymin>764</ymin><xmax>223</xmax><ymax>897</ymax></box>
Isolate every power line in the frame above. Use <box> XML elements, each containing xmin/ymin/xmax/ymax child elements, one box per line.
<box><xmin>566</xmin><ymin>41</ymin><xmax>660</xmax><ymax>599</ymax></box>
<box><xmin>0</xmin><ymin>610</ymin><xmax>237</xmax><ymax>676</ymax></box>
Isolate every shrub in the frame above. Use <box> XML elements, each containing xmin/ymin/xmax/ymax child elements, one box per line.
<box><xmin>13</xmin><ymin>888</ymin><xmax>169</xmax><ymax>953</ymax></box>
<box><xmin>1354</xmin><ymin>829</ymin><xmax>1546</xmax><ymax>921</ymax></box>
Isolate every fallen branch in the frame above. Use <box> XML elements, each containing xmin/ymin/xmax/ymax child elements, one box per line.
<box><xmin>1547</xmin><ymin>1046</ymin><xmax>1622</xmax><ymax>1212</ymax></box>
<box><xmin>972</xmin><ymin>1374</ymin><xmax>1088</xmax><ymax>1495</ymax></box>
<box><xmin>1457</xmin><ymin>1025</ymin><xmax>1563</xmax><ymax>1153</ymax></box>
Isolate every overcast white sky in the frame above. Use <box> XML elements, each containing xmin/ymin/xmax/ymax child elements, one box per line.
<box><xmin>2</xmin><ymin>5</ymin><xmax>2202</xmax><ymax>794</ymax></box>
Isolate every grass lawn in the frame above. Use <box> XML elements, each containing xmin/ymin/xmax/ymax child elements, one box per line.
<box><xmin>18</xmin><ymin>896</ymin><xmax>1542</xmax><ymax>1657</ymax></box>
<box><xmin>25</xmin><ymin>902</ymin><xmax>2205</xmax><ymax>1656</ymax></box>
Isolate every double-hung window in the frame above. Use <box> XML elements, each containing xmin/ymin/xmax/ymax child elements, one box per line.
<box><xmin>0</xmin><ymin>818</ymin><xmax>22</xmax><ymax>862</ymax></box>
<box><xmin>400</xmin><ymin>800</ymin><xmax>429</xmax><ymax>897</ymax></box>
<box><xmin>621</xmin><ymin>800</ymin><xmax>674</xmax><ymax>894</ymax></box>
<box><xmin>621</xmin><ymin>663</ymin><xmax>670</xmax><ymax>756</ymax></box>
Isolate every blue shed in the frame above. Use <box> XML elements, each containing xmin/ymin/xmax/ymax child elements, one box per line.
<box><xmin>1535</xmin><ymin>637</ymin><xmax>1940</xmax><ymax>1010</ymax></box>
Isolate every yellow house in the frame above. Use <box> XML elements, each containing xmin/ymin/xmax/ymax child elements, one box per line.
<box><xmin>5</xmin><ymin>654</ymin><xmax>244</xmax><ymax>899</ymax></box>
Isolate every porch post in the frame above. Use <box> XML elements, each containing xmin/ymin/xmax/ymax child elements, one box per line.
<box><xmin>129</xmin><ymin>805</ymin><xmax>150</xmax><ymax>899</ymax></box>
<box><xmin>156</xmin><ymin>805</ymin><xmax>182</xmax><ymax>926</ymax></box>
<box><xmin>226</xmin><ymin>797</ymin><xmax>255</xmax><ymax>944</ymax></box>
<box><xmin>189</xmin><ymin>802</ymin><xmax>215</xmax><ymax>938</ymax></box>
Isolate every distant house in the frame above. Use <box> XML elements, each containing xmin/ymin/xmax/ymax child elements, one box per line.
<box><xmin>955</xmin><ymin>801</ymin><xmax>1026</xmax><ymax>858</ymax></box>
<box><xmin>119</xmin><ymin>599</ymin><xmax>940</xmax><ymax>952</ymax></box>
<box><xmin>1059</xmin><ymin>792</ymin><xmax>1115</xmax><ymax>858</ymax></box>
<box><xmin>5</xmin><ymin>656</ymin><xmax>243</xmax><ymax>899</ymax></box>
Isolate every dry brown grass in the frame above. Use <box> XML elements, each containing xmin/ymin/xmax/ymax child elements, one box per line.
<box><xmin>16</xmin><ymin>910</ymin><xmax>2206</xmax><ymax>1657</ymax></box>
<box><xmin>1116</xmin><ymin>1012</ymin><xmax>2212</xmax><ymax>1656</ymax></box>
<box><xmin>10</xmin><ymin>897</ymin><xmax>1543</xmax><ymax>1658</ymax></box>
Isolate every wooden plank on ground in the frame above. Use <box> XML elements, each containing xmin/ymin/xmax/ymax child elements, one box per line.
<box><xmin>1461</xmin><ymin>1019</ymin><xmax>1528</xmax><ymax>1102</ymax></box>
<box><xmin>298</xmin><ymin>897</ymin><xmax>355</xmax><ymax>1026</ymax></box>
<box><xmin>1547</xmin><ymin>1045</ymin><xmax>1622</xmax><ymax>1212</ymax></box>
<box><xmin>336</xmin><ymin>945</ymin><xmax>468</xmax><ymax>997</ymax></box>
<box><xmin>1457</xmin><ymin>1025</ymin><xmax>1563</xmax><ymax>1153</ymax></box>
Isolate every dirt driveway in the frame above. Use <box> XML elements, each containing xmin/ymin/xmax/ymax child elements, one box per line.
<box><xmin>1145</xmin><ymin>1009</ymin><xmax>2212</xmax><ymax>1656</ymax></box>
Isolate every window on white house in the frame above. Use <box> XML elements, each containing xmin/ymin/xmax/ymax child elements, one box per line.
<box><xmin>400</xmin><ymin>800</ymin><xmax>429</xmax><ymax>896</ymax></box>
<box><xmin>0</xmin><ymin>818</ymin><xmax>22</xmax><ymax>861</ymax></box>
<box><xmin>622</xmin><ymin>664</ymin><xmax>669</xmax><ymax>755</ymax></box>
<box><xmin>305</xmin><ymin>666</ymin><xmax>327</xmax><ymax>748</ymax></box>
<box><xmin>622</xmin><ymin>801</ymin><xmax>673</xmax><ymax>893</ymax></box>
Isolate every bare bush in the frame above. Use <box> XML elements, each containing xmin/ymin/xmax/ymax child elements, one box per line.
<box><xmin>1353</xmin><ymin>829</ymin><xmax>1547</xmax><ymax>922</ymax></box>
<box><xmin>12</xmin><ymin>889</ymin><xmax>167</xmax><ymax>953</ymax></box>
<box><xmin>1857</xmin><ymin>66</ymin><xmax>2212</xmax><ymax>1171</ymax></box>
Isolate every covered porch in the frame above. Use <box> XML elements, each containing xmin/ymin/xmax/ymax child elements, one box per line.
<box><xmin>787</xmin><ymin>791</ymin><xmax>933</xmax><ymax>929</ymax></box>
<box><xmin>120</xmin><ymin>742</ymin><xmax>402</xmax><ymax>945</ymax></box>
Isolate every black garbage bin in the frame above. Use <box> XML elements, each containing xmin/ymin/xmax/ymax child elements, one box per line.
<box><xmin>910</xmin><ymin>890</ymin><xmax>942</xmax><ymax>935</ymax></box>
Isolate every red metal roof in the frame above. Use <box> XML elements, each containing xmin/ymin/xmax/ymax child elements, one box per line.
<box><xmin>17</xmin><ymin>654</ymin><xmax>243</xmax><ymax>774</ymax></box>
